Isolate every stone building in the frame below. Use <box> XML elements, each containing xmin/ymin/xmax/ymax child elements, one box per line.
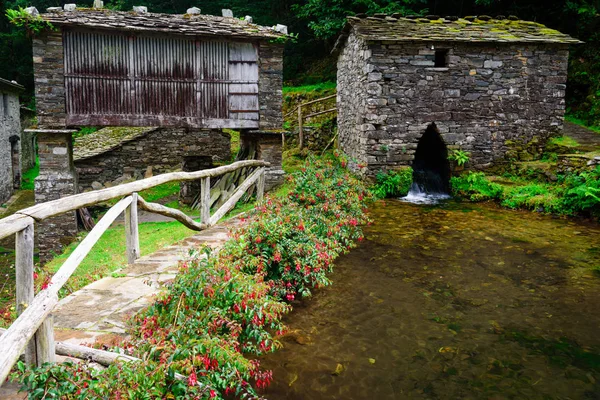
<box><xmin>335</xmin><ymin>15</ymin><xmax>581</xmax><ymax>186</ymax></box>
<box><xmin>73</xmin><ymin>127</ymin><xmax>230</xmax><ymax>192</ymax></box>
<box><xmin>28</xmin><ymin>6</ymin><xmax>288</xmax><ymax>261</ymax></box>
<box><xmin>0</xmin><ymin>78</ymin><xmax>24</xmax><ymax>204</ymax></box>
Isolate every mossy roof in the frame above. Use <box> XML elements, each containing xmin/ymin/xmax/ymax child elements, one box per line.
<box><xmin>41</xmin><ymin>9</ymin><xmax>286</xmax><ymax>40</ymax></box>
<box><xmin>336</xmin><ymin>14</ymin><xmax>581</xmax><ymax>48</ymax></box>
<box><xmin>73</xmin><ymin>126</ymin><xmax>156</xmax><ymax>161</ymax></box>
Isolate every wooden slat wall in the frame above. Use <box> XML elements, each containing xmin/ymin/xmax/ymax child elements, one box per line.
<box><xmin>228</xmin><ymin>42</ymin><xmax>259</xmax><ymax>121</ymax></box>
<box><xmin>63</xmin><ymin>29</ymin><xmax>259</xmax><ymax>128</ymax></box>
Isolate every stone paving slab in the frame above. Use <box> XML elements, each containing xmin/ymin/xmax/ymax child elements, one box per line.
<box><xmin>51</xmin><ymin>217</ymin><xmax>243</xmax><ymax>345</ymax></box>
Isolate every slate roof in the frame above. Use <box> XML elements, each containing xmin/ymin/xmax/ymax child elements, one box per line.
<box><xmin>0</xmin><ymin>78</ymin><xmax>24</xmax><ymax>93</ymax></box>
<box><xmin>41</xmin><ymin>9</ymin><xmax>286</xmax><ymax>40</ymax></box>
<box><xmin>334</xmin><ymin>14</ymin><xmax>581</xmax><ymax>49</ymax></box>
<box><xmin>73</xmin><ymin>126</ymin><xmax>157</xmax><ymax>161</ymax></box>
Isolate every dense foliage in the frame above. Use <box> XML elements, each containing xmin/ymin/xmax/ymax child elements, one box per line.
<box><xmin>2</xmin><ymin>0</ymin><xmax>600</xmax><ymax>118</ymax></box>
<box><xmin>13</xmin><ymin>156</ymin><xmax>372</xmax><ymax>399</ymax></box>
<box><xmin>451</xmin><ymin>167</ymin><xmax>600</xmax><ymax>218</ymax></box>
<box><xmin>371</xmin><ymin>167</ymin><xmax>413</xmax><ymax>198</ymax></box>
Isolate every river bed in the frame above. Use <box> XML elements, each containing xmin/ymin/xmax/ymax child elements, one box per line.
<box><xmin>259</xmin><ymin>199</ymin><xmax>600</xmax><ymax>399</ymax></box>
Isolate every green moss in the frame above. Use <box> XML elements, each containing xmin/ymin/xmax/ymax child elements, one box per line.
<box><xmin>539</xmin><ymin>28</ymin><xmax>561</xmax><ymax>35</ymax></box>
<box><xmin>21</xmin><ymin>158</ymin><xmax>39</xmax><ymax>191</ymax></box>
<box><xmin>282</xmin><ymin>81</ymin><xmax>336</xmax><ymax>95</ymax></box>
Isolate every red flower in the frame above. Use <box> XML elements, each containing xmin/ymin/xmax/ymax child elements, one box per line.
<box><xmin>188</xmin><ymin>371</ymin><xmax>197</xmax><ymax>386</ymax></box>
<box><xmin>297</xmin><ymin>222</ymin><xmax>305</xmax><ymax>231</ymax></box>
<box><xmin>209</xmin><ymin>389</ymin><xmax>217</xmax><ymax>398</ymax></box>
<box><xmin>33</xmin><ymin>272</ymin><xmax>38</xmax><ymax>280</ymax></box>
<box><xmin>273</xmin><ymin>252</ymin><xmax>282</xmax><ymax>262</ymax></box>
<box><xmin>255</xmin><ymin>236</ymin><xmax>262</xmax><ymax>244</ymax></box>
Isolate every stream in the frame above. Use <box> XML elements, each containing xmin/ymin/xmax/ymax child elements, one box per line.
<box><xmin>259</xmin><ymin>199</ymin><xmax>600</xmax><ymax>399</ymax></box>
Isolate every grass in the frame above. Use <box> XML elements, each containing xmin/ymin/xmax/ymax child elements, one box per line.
<box><xmin>565</xmin><ymin>115</ymin><xmax>600</xmax><ymax>134</ymax></box>
<box><xmin>21</xmin><ymin>157</ymin><xmax>39</xmax><ymax>190</ymax></box>
<box><xmin>44</xmin><ymin>220</ymin><xmax>198</xmax><ymax>297</ymax></box>
<box><xmin>283</xmin><ymin>81</ymin><xmax>336</xmax><ymax>95</ymax></box>
<box><xmin>548</xmin><ymin>135</ymin><xmax>579</xmax><ymax>148</ymax></box>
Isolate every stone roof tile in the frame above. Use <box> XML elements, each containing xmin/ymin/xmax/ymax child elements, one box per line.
<box><xmin>41</xmin><ymin>9</ymin><xmax>286</xmax><ymax>40</ymax></box>
<box><xmin>73</xmin><ymin>126</ymin><xmax>157</xmax><ymax>161</ymax></box>
<box><xmin>337</xmin><ymin>15</ymin><xmax>581</xmax><ymax>47</ymax></box>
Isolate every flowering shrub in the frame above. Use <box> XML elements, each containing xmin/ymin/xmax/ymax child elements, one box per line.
<box><xmin>14</xmin><ymin>155</ymin><xmax>372</xmax><ymax>399</ymax></box>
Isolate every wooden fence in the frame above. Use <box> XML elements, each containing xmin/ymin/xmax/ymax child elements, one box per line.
<box><xmin>284</xmin><ymin>93</ymin><xmax>337</xmax><ymax>150</ymax></box>
<box><xmin>0</xmin><ymin>159</ymin><xmax>268</xmax><ymax>386</ymax></box>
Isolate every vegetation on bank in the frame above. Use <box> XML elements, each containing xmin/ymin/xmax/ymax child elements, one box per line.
<box><xmin>13</xmin><ymin>155</ymin><xmax>372</xmax><ymax>399</ymax></box>
<box><xmin>451</xmin><ymin>167</ymin><xmax>600</xmax><ymax>218</ymax></box>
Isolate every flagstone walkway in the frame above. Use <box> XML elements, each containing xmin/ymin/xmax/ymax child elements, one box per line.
<box><xmin>53</xmin><ymin>216</ymin><xmax>243</xmax><ymax>347</ymax></box>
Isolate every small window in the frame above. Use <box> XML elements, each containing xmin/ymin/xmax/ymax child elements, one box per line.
<box><xmin>434</xmin><ymin>49</ymin><xmax>449</xmax><ymax>67</ymax></box>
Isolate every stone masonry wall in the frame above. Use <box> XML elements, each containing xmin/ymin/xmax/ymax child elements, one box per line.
<box><xmin>75</xmin><ymin>128</ymin><xmax>231</xmax><ymax>191</ymax></box>
<box><xmin>258</xmin><ymin>42</ymin><xmax>284</xmax><ymax>130</ymax></box>
<box><xmin>337</xmin><ymin>33</ymin><xmax>370</xmax><ymax>167</ymax></box>
<box><xmin>33</xmin><ymin>31</ymin><xmax>66</xmax><ymax>129</ymax></box>
<box><xmin>337</xmin><ymin>31</ymin><xmax>570</xmax><ymax>175</ymax></box>
<box><xmin>0</xmin><ymin>90</ymin><xmax>22</xmax><ymax>204</ymax></box>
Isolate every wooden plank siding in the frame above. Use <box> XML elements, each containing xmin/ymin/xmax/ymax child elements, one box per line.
<box><xmin>63</xmin><ymin>29</ymin><xmax>260</xmax><ymax>129</ymax></box>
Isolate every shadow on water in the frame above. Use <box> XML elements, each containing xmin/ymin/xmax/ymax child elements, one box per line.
<box><xmin>259</xmin><ymin>200</ymin><xmax>600</xmax><ymax>399</ymax></box>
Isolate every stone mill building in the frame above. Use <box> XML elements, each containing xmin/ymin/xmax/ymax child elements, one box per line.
<box><xmin>334</xmin><ymin>14</ymin><xmax>581</xmax><ymax>186</ymax></box>
<box><xmin>28</xmin><ymin>6</ymin><xmax>288</xmax><ymax>261</ymax></box>
<box><xmin>0</xmin><ymin>78</ymin><xmax>24</xmax><ymax>204</ymax></box>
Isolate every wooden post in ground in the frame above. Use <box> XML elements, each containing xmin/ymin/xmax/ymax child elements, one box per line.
<box><xmin>200</xmin><ymin>177</ymin><xmax>211</xmax><ymax>225</ymax></box>
<box><xmin>35</xmin><ymin>315</ymin><xmax>55</xmax><ymax>365</ymax></box>
<box><xmin>125</xmin><ymin>193</ymin><xmax>140</xmax><ymax>264</ymax></box>
<box><xmin>257</xmin><ymin>168</ymin><xmax>265</xmax><ymax>202</ymax></box>
<box><xmin>298</xmin><ymin>105</ymin><xmax>304</xmax><ymax>150</ymax></box>
<box><xmin>15</xmin><ymin>223</ymin><xmax>36</xmax><ymax>366</ymax></box>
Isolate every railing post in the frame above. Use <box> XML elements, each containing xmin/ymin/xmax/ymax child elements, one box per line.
<box><xmin>125</xmin><ymin>193</ymin><xmax>140</xmax><ymax>264</ymax></box>
<box><xmin>15</xmin><ymin>223</ymin><xmax>36</xmax><ymax>366</ymax></box>
<box><xmin>35</xmin><ymin>315</ymin><xmax>55</xmax><ymax>366</ymax></box>
<box><xmin>201</xmin><ymin>177</ymin><xmax>211</xmax><ymax>225</ymax></box>
<box><xmin>257</xmin><ymin>167</ymin><xmax>265</xmax><ymax>203</ymax></box>
<box><xmin>298</xmin><ymin>104</ymin><xmax>304</xmax><ymax>150</ymax></box>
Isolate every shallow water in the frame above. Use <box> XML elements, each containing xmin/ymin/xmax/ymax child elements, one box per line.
<box><xmin>259</xmin><ymin>200</ymin><xmax>600</xmax><ymax>399</ymax></box>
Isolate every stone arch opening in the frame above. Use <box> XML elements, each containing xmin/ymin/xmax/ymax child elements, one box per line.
<box><xmin>412</xmin><ymin>123</ymin><xmax>450</xmax><ymax>194</ymax></box>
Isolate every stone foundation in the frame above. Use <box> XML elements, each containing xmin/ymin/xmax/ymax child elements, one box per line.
<box><xmin>240</xmin><ymin>130</ymin><xmax>285</xmax><ymax>190</ymax></box>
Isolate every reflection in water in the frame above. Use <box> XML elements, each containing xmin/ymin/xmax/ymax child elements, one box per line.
<box><xmin>259</xmin><ymin>200</ymin><xmax>600</xmax><ymax>399</ymax></box>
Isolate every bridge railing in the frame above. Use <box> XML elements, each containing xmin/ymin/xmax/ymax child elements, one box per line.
<box><xmin>0</xmin><ymin>159</ymin><xmax>268</xmax><ymax>385</ymax></box>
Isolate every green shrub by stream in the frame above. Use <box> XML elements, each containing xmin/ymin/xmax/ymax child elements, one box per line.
<box><xmin>371</xmin><ymin>167</ymin><xmax>413</xmax><ymax>199</ymax></box>
<box><xmin>451</xmin><ymin>167</ymin><xmax>600</xmax><ymax>218</ymax></box>
<box><xmin>14</xmin><ymin>156</ymin><xmax>372</xmax><ymax>399</ymax></box>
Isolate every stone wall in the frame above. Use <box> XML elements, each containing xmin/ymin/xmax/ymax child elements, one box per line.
<box><xmin>20</xmin><ymin>107</ymin><xmax>37</xmax><ymax>172</ymax></box>
<box><xmin>337</xmin><ymin>31</ymin><xmax>570</xmax><ymax>175</ymax></box>
<box><xmin>32</xmin><ymin>32</ymin><xmax>66</xmax><ymax>129</ymax></box>
<box><xmin>74</xmin><ymin>128</ymin><xmax>231</xmax><ymax>191</ymax></box>
<box><xmin>0</xmin><ymin>90</ymin><xmax>22</xmax><ymax>204</ymax></box>
<box><xmin>258</xmin><ymin>42</ymin><xmax>284</xmax><ymax>130</ymax></box>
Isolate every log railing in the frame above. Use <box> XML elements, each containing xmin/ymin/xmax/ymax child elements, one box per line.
<box><xmin>0</xmin><ymin>160</ymin><xmax>268</xmax><ymax>386</ymax></box>
<box><xmin>284</xmin><ymin>93</ymin><xmax>337</xmax><ymax>150</ymax></box>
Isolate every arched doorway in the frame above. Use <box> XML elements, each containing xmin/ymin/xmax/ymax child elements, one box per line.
<box><xmin>412</xmin><ymin>123</ymin><xmax>450</xmax><ymax>194</ymax></box>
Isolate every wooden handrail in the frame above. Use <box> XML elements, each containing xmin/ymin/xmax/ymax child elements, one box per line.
<box><xmin>0</xmin><ymin>161</ymin><xmax>269</xmax><ymax>387</ymax></box>
<box><xmin>0</xmin><ymin>160</ymin><xmax>269</xmax><ymax>241</ymax></box>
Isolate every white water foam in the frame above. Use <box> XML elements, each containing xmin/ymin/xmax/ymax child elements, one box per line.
<box><xmin>400</xmin><ymin>184</ymin><xmax>451</xmax><ymax>205</ymax></box>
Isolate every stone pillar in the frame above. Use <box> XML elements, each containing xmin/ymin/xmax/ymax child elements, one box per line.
<box><xmin>240</xmin><ymin>130</ymin><xmax>285</xmax><ymax>191</ymax></box>
<box><xmin>179</xmin><ymin>155</ymin><xmax>213</xmax><ymax>205</ymax></box>
<box><xmin>32</xmin><ymin>129</ymin><xmax>78</xmax><ymax>264</ymax></box>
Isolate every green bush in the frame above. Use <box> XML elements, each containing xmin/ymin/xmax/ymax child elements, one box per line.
<box><xmin>561</xmin><ymin>166</ymin><xmax>600</xmax><ymax>216</ymax></box>
<box><xmin>372</xmin><ymin>168</ymin><xmax>413</xmax><ymax>198</ymax></box>
<box><xmin>501</xmin><ymin>183</ymin><xmax>561</xmax><ymax>213</ymax></box>
<box><xmin>450</xmin><ymin>172</ymin><xmax>503</xmax><ymax>201</ymax></box>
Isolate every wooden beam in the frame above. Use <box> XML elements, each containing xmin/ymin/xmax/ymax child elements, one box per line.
<box><xmin>257</xmin><ymin>168</ymin><xmax>265</xmax><ymax>203</ymax></box>
<box><xmin>0</xmin><ymin>214</ymin><xmax>34</xmax><ymax>241</ymax></box>
<box><xmin>137</xmin><ymin>197</ymin><xmax>207</xmax><ymax>231</ymax></box>
<box><xmin>46</xmin><ymin>196</ymin><xmax>133</xmax><ymax>297</ymax></box>
<box><xmin>304</xmin><ymin>107</ymin><xmax>337</xmax><ymax>119</ymax></box>
<box><xmin>15</xmin><ymin>223</ymin><xmax>36</xmax><ymax>366</ymax></box>
<box><xmin>200</xmin><ymin>177</ymin><xmax>211</xmax><ymax>225</ymax></box>
<box><xmin>35</xmin><ymin>315</ymin><xmax>55</xmax><ymax>366</ymax></box>
<box><xmin>298</xmin><ymin>105</ymin><xmax>304</xmax><ymax>150</ymax></box>
<box><xmin>125</xmin><ymin>193</ymin><xmax>140</xmax><ymax>264</ymax></box>
<box><xmin>9</xmin><ymin>160</ymin><xmax>268</xmax><ymax>226</ymax></box>
<box><xmin>210</xmin><ymin>167</ymin><xmax>262</xmax><ymax>225</ymax></box>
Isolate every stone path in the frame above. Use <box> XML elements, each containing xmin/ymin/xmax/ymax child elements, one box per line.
<box><xmin>563</xmin><ymin>121</ymin><xmax>600</xmax><ymax>152</ymax></box>
<box><xmin>54</xmin><ymin>216</ymin><xmax>243</xmax><ymax>346</ymax></box>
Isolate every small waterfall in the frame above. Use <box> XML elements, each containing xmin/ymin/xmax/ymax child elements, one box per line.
<box><xmin>401</xmin><ymin>123</ymin><xmax>451</xmax><ymax>205</ymax></box>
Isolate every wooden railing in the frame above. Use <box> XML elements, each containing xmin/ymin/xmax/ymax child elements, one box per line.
<box><xmin>0</xmin><ymin>160</ymin><xmax>268</xmax><ymax>385</ymax></box>
<box><xmin>284</xmin><ymin>93</ymin><xmax>337</xmax><ymax>150</ymax></box>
